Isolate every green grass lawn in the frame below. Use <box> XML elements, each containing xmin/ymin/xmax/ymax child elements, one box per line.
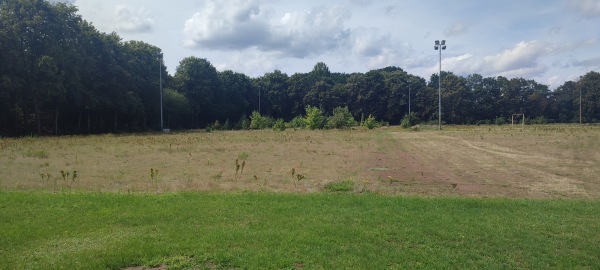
<box><xmin>1</xmin><ymin>192</ymin><xmax>599</xmax><ymax>269</ymax></box>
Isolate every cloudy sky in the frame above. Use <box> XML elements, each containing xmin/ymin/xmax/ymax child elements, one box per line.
<box><xmin>55</xmin><ymin>0</ymin><xmax>600</xmax><ymax>89</ymax></box>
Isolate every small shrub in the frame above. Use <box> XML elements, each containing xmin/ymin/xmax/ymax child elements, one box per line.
<box><xmin>326</xmin><ymin>106</ymin><xmax>356</xmax><ymax>129</ymax></box>
<box><xmin>304</xmin><ymin>106</ymin><xmax>326</xmax><ymax>130</ymax></box>
<box><xmin>529</xmin><ymin>116</ymin><xmax>548</xmax><ymax>125</ymax></box>
<box><xmin>400</xmin><ymin>112</ymin><xmax>420</xmax><ymax>129</ymax></box>
<box><xmin>272</xmin><ymin>119</ymin><xmax>286</xmax><ymax>131</ymax></box>
<box><xmin>211</xmin><ymin>120</ymin><xmax>222</xmax><ymax>131</ymax></box>
<box><xmin>223</xmin><ymin>119</ymin><xmax>232</xmax><ymax>130</ymax></box>
<box><xmin>250</xmin><ymin>111</ymin><xmax>274</xmax><ymax>130</ymax></box>
<box><xmin>495</xmin><ymin>116</ymin><xmax>506</xmax><ymax>125</ymax></box>
<box><xmin>238</xmin><ymin>152</ymin><xmax>249</xmax><ymax>160</ymax></box>
<box><xmin>324</xmin><ymin>180</ymin><xmax>355</xmax><ymax>192</ymax></box>
<box><xmin>362</xmin><ymin>114</ymin><xmax>379</xmax><ymax>129</ymax></box>
<box><xmin>235</xmin><ymin>115</ymin><xmax>250</xmax><ymax>130</ymax></box>
<box><xmin>25</xmin><ymin>149</ymin><xmax>49</xmax><ymax>159</ymax></box>
<box><xmin>289</xmin><ymin>116</ymin><xmax>305</xmax><ymax>129</ymax></box>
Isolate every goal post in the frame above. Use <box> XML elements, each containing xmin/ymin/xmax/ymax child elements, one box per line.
<box><xmin>511</xmin><ymin>113</ymin><xmax>525</xmax><ymax>128</ymax></box>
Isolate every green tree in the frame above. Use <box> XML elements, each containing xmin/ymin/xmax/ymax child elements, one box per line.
<box><xmin>0</xmin><ymin>0</ymin><xmax>83</xmax><ymax>134</ymax></box>
<box><xmin>326</xmin><ymin>106</ymin><xmax>356</xmax><ymax>129</ymax></box>
<box><xmin>441</xmin><ymin>72</ymin><xmax>473</xmax><ymax>124</ymax></box>
<box><xmin>551</xmin><ymin>81</ymin><xmax>578</xmax><ymax>122</ymax></box>
<box><xmin>219</xmin><ymin>70</ymin><xmax>251</xmax><ymax>122</ymax></box>
<box><xmin>174</xmin><ymin>57</ymin><xmax>222</xmax><ymax>127</ymax></box>
<box><xmin>304</xmin><ymin>106</ymin><xmax>326</xmax><ymax>130</ymax></box>
<box><xmin>163</xmin><ymin>88</ymin><xmax>191</xmax><ymax>129</ymax></box>
<box><xmin>255</xmin><ymin>70</ymin><xmax>290</xmax><ymax>119</ymax></box>
<box><xmin>577</xmin><ymin>71</ymin><xmax>600</xmax><ymax>122</ymax></box>
<box><xmin>347</xmin><ymin>71</ymin><xmax>387</xmax><ymax>121</ymax></box>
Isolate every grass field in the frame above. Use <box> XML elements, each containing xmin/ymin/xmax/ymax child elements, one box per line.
<box><xmin>1</xmin><ymin>192</ymin><xmax>599</xmax><ymax>269</ymax></box>
<box><xmin>1</xmin><ymin>125</ymin><xmax>600</xmax><ymax>269</ymax></box>
<box><xmin>1</xmin><ymin>125</ymin><xmax>599</xmax><ymax>198</ymax></box>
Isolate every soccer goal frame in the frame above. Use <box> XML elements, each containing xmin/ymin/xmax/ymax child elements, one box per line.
<box><xmin>511</xmin><ymin>113</ymin><xmax>525</xmax><ymax>128</ymax></box>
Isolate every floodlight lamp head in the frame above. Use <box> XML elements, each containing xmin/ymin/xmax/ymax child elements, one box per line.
<box><xmin>434</xmin><ymin>46</ymin><xmax>438</xmax><ymax>50</ymax></box>
<box><xmin>441</xmin><ymin>40</ymin><xmax>446</xmax><ymax>45</ymax></box>
<box><xmin>435</xmin><ymin>40</ymin><xmax>440</xmax><ymax>45</ymax></box>
<box><xmin>442</xmin><ymin>45</ymin><xmax>446</xmax><ymax>50</ymax></box>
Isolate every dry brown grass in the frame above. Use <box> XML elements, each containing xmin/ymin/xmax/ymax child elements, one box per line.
<box><xmin>1</xmin><ymin>125</ymin><xmax>599</xmax><ymax>198</ymax></box>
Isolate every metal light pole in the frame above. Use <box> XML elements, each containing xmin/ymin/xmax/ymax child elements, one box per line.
<box><xmin>408</xmin><ymin>83</ymin><xmax>411</xmax><ymax>114</ymax></box>
<box><xmin>159</xmin><ymin>53</ymin><xmax>164</xmax><ymax>131</ymax></box>
<box><xmin>258</xmin><ymin>86</ymin><xmax>261</xmax><ymax>114</ymax></box>
<box><xmin>434</xmin><ymin>40</ymin><xmax>446</xmax><ymax>130</ymax></box>
<box><xmin>580</xmin><ymin>83</ymin><xmax>582</xmax><ymax>125</ymax></box>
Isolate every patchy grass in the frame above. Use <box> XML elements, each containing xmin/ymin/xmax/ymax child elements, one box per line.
<box><xmin>323</xmin><ymin>179</ymin><xmax>355</xmax><ymax>192</ymax></box>
<box><xmin>1</xmin><ymin>125</ymin><xmax>600</xmax><ymax>198</ymax></box>
<box><xmin>1</xmin><ymin>191</ymin><xmax>599</xmax><ymax>269</ymax></box>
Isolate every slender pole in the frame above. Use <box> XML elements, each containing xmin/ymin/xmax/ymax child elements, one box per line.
<box><xmin>580</xmin><ymin>84</ymin><xmax>582</xmax><ymax>125</ymax></box>
<box><xmin>438</xmin><ymin>48</ymin><xmax>442</xmax><ymax>130</ymax></box>
<box><xmin>259</xmin><ymin>86</ymin><xmax>261</xmax><ymax>114</ymax></box>
<box><xmin>409</xmin><ymin>83</ymin><xmax>411</xmax><ymax>114</ymax></box>
<box><xmin>159</xmin><ymin>54</ymin><xmax>164</xmax><ymax>131</ymax></box>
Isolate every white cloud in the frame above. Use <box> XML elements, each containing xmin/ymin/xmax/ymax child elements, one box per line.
<box><xmin>183</xmin><ymin>1</ymin><xmax>351</xmax><ymax>58</ymax></box>
<box><xmin>268</xmin><ymin>5</ymin><xmax>351</xmax><ymax>57</ymax></box>
<box><xmin>484</xmin><ymin>41</ymin><xmax>547</xmax><ymax>71</ymax></box>
<box><xmin>547</xmin><ymin>75</ymin><xmax>562</xmax><ymax>87</ymax></box>
<box><xmin>444</xmin><ymin>22</ymin><xmax>469</xmax><ymax>37</ymax></box>
<box><xmin>352</xmin><ymin>28</ymin><xmax>390</xmax><ymax>57</ymax></box>
<box><xmin>427</xmin><ymin>41</ymin><xmax>549</xmax><ymax>79</ymax></box>
<box><xmin>570</xmin><ymin>0</ymin><xmax>600</xmax><ymax>18</ymax></box>
<box><xmin>183</xmin><ymin>0</ymin><xmax>269</xmax><ymax>50</ymax></box>
<box><xmin>113</xmin><ymin>5</ymin><xmax>154</xmax><ymax>34</ymax></box>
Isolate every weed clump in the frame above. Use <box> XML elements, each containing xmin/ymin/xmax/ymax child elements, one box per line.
<box><xmin>324</xmin><ymin>180</ymin><xmax>355</xmax><ymax>192</ymax></box>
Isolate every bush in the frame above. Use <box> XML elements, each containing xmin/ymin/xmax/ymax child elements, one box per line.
<box><xmin>304</xmin><ymin>106</ymin><xmax>326</xmax><ymax>130</ymax></box>
<box><xmin>223</xmin><ymin>119</ymin><xmax>232</xmax><ymax>130</ymax></box>
<box><xmin>324</xmin><ymin>180</ymin><xmax>355</xmax><ymax>192</ymax></box>
<box><xmin>289</xmin><ymin>116</ymin><xmax>305</xmax><ymax>129</ymax></box>
<box><xmin>235</xmin><ymin>115</ymin><xmax>250</xmax><ymax>130</ymax></box>
<box><xmin>249</xmin><ymin>111</ymin><xmax>273</xmax><ymax>130</ymax></box>
<box><xmin>211</xmin><ymin>120</ymin><xmax>222</xmax><ymax>131</ymax></box>
<box><xmin>495</xmin><ymin>116</ymin><xmax>506</xmax><ymax>125</ymax></box>
<box><xmin>400</xmin><ymin>112</ymin><xmax>420</xmax><ymax>129</ymax></box>
<box><xmin>362</xmin><ymin>114</ymin><xmax>379</xmax><ymax>129</ymax></box>
<box><xmin>529</xmin><ymin>116</ymin><xmax>548</xmax><ymax>125</ymax></box>
<box><xmin>326</xmin><ymin>106</ymin><xmax>356</xmax><ymax>129</ymax></box>
<box><xmin>272</xmin><ymin>119</ymin><xmax>286</xmax><ymax>131</ymax></box>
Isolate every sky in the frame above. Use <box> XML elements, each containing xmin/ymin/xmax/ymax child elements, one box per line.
<box><xmin>51</xmin><ymin>0</ymin><xmax>600</xmax><ymax>89</ymax></box>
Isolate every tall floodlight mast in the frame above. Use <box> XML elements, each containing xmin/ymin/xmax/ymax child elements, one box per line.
<box><xmin>434</xmin><ymin>40</ymin><xmax>446</xmax><ymax>130</ymax></box>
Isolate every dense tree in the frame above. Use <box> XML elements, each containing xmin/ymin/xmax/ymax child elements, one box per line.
<box><xmin>441</xmin><ymin>72</ymin><xmax>472</xmax><ymax>124</ymax></box>
<box><xmin>578</xmin><ymin>71</ymin><xmax>600</xmax><ymax>122</ymax></box>
<box><xmin>1</xmin><ymin>0</ymin><xmax>599</xmax><ymax>136</ymax></box>
<box><xmin>347</xmin><ymin>71</ymin><xmax>387</xmax><ymax>121</ymax></box>
<box><xmin>219</xmin><ymin>70</ymin><xmax>252</xmax><ymax>121</ymax></box>
<box><xmin>551</xmin><ymin>81</ymin><xmax>578</xmax><ymax>122</ymax></box>
<box><xmin>255</xmin><ymin>70</ymin><xmax>290</xmax><ymax>119</ymax></box>
<box><xmin>174</xmin><ymin>56</ymin><xmax>222</xmax><ymax>127</ymax></box>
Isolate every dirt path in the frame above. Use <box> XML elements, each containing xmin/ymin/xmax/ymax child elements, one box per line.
<box><xmin>363</xmin><ymin>130</ymin><xmax>598</xmax><ymax>198</ymax></box>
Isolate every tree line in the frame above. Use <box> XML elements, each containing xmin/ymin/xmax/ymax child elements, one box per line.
<box><xmin>1</xmin><ymin>0</ymin><xmax>599</xmax><ymax>136</ymax></box>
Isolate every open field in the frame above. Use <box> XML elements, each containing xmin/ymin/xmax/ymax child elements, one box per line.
<box><xmin>2</xmin><ymin>125</ymin><xmax>600</xmax><ymax>269</ymax></box>
<box><xmin>1</xmin><ymin>192</ymin><xmax>599</xmax><ymax>269</ymax></box>
<box><xmin>1</xmin><ymin>125</ymin><xmax>599</xmax><ymax>198</ymax></box>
